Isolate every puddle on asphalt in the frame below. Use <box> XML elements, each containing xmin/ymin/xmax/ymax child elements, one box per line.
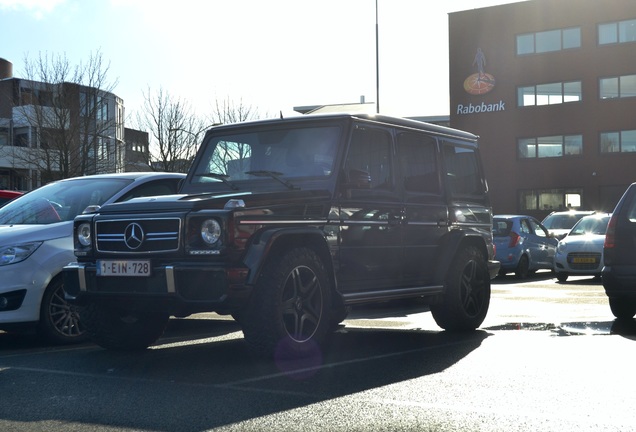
<box><xmin>483</xmin><ymin>320</ymin><xmax>636</xmax><ymax>337</ymax></box>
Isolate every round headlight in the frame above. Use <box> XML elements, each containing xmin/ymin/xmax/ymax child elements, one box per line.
<box><xmin>77</xmin><ymin>223</ymin><xmax>92</xmax><ymax>247</ymax></box>
<box><xmin>200</xmin><ymin>219</ymin><xmax>221</xmax><ymax>245</ymax></box>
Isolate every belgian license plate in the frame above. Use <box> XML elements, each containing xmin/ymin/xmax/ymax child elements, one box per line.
<box><xmin>572</xmin><ymin>257</ymin><xmax>596</xmax><ymax>264</ymax></box>
<box><xmin>97</xmin><ymin>260</ymin><xmax>151</xmax><ymax>277</ymax></box>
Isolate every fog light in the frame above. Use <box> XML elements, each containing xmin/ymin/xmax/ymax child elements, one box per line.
<box><xmin>0</xmin><ymin>296</ymin><xmax>8</xmax><ymax>309</ymax></box>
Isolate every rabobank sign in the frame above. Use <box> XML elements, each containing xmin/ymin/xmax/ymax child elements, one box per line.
<box><xmin>456</xmin><ymin>100</ymin><xmax>505</xmax><ymax>115</ymax></box>
<box><xmin>457</xmin><ymin>48</ymin><xmax>506</xmax><ymax>115</ymax></box>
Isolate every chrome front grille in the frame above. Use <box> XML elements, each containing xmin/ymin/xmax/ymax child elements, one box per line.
<box><xmin>96</xmin><ymin>218</ymin><xmax>181</xmax><ymax>253</ymax></box>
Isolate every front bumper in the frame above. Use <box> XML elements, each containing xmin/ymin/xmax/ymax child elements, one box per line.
<box><xmin>63</xmin><ymin>262</ymin><xmax>251</xmax><ymax>315</ymax></box>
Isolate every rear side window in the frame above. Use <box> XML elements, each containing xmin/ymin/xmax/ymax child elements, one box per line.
<box><xmin>493</xmin><ymin>220</ymin><xmax>512</xmax><ymax>236</ymax></box>
<box><xmin>442</xmin><ymin>142</ymin><xmax>484</xmax><ymax>197</ymax></box>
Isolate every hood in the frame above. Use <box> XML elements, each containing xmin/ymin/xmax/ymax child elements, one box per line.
<box><xmin>0</xmin><ymin>221</ymin><xmax>72</xmax><ymax>244</ymax></box>
<box><xmin>559</xmin><ymin>233</ymin><xmax>606</xmax><ymax>246</ymax></box>
<box><xmin>96</xmin><ymin>189</ymin><xmax>333</xmax><ymax>214</ymax></box>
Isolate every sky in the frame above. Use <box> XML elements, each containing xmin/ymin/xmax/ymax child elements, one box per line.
<box><xmin>1</xmin><ymin>0</ymin><xmax>525</xmax><ymax>122</ymax></box>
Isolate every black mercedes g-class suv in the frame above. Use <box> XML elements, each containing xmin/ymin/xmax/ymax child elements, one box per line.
<box><xmin>63</xmin><ymin>113</ymin><xmax>499</xmax><ymax>358</ymax></box>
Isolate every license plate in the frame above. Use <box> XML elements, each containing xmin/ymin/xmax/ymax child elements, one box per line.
<box><xmin>97</xmin><ymin>260</ymin><xmax>151</xmax><ymax>277</ymax></box>
<box><xmin>571</xmin><ymin>257</ymin><xmax>596</xmax><ymax>264</ymax></box>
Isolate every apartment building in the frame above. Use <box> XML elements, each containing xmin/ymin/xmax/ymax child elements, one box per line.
<box><xmin>0</xmin><ymin>58</ymin><xmax>149</xmax><ymax>191</ymax></box>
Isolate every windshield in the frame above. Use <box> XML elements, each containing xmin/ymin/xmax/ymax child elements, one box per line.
<box><xmin>543</xmin><ymin>213</ymin><xmax>588</xmax><ymax>230</ymax></box>
<box><xmin>568</xmin><ymin>216</ymin><xmax>610</xmax><ymax>236</ymax></box>
<box><xmin>191</xmin><ymin>125</ymin><xmax>340</xmax><ymax>187</ymax></box>
<box><xmin>0</xmin><ymin>178</ymin><xmax>133</xmax><ymax>225</ymax></box>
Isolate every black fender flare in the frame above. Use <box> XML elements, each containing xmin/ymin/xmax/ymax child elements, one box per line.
<box><xmin>242</xmin><ymin>226</ymin><xmax>335</xmax><ymax>288</ymax></box>
<box><xmin>433</xmin><ymin>230</ymin><xmax>489</xmax><ymax>285</ymax></box>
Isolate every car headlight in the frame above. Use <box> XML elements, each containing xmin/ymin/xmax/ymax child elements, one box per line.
<box><xmin>0</xmin><ymin>242</ymin><xmax>43</xmax><ymax>266</ymax></box>
<box><xmin>77</xmin><ymin>222</ymin><xmax>92</xmax><ymax>247</ymax></box>
<box><xmin>200</xmin><ymin>219</ymin><xmax>221</xmax><ymax>245</ymax></box>
<box><xmin>557</xmin><ymin>242</ymin><xmax>567</xmax><ymax>254</ymax></box>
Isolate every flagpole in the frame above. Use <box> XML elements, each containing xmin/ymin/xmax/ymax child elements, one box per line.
<box><xmin>375</xmin><ymin>0</ymin><xmax>380</xmax><ymax>113</ymax></box>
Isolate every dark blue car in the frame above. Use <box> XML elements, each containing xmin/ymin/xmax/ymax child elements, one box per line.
<box><xmin>493</xmin><ymin>215</ymin><xmax>558</xmax><ymax>279</ymax></box>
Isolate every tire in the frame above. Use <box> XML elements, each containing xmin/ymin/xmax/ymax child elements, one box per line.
<box><xmin>515</xmin><ymin>255</ymin><xmax>530</xmax><ymax>279</ymax></box>
<box><xmin>430</xmin><ymin>246</ymin><xmax>491</xmax><ymax>331</ymax></box>
<box><xmin>242</xmin><ymin>247</ymin><xmax>332</xmax><ymax>359</ymax></box>
<box><xmin>608</xmin><ymin>297</ymin><xmax>636</xmax><ymax>320</ymax></box>
<box><xmin>82</xmin><ymin>301</ymin><xmax>170</xmax><ymax>351</ymax></box>
<box><xmin>37</xmin><ymin>278</ymin><xmax>88</xmax><ymax>344</ymax></box>
<box><xmin>556</xmin><ymin>272</ymin><xmax>568</xmax><ymax>282</ymax></box>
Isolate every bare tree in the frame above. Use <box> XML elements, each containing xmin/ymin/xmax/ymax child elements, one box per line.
<box><xmin>136</xmin><ymin>87</ymin><xmax>205</xmax><ymax>173</ymax></box>
<box><xmin>208</xmin><ymin>96</ymin><xmax>262</xmax><ymax>125</ymax></box>
<box><xmin>6</xmin><ymin>50</ymin><xmax>119</xmax><ymax>184</ymax></box>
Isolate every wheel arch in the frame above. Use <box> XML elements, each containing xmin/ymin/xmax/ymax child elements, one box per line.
<box><xmin>434</xmin><ymin>230</ymin><xmax>489</xmax><ymax>285</ymax></box>
<box><xmin>243</xmin><ymin>227</ymin><xmax>336</xmax><ymax>290</ymax></box>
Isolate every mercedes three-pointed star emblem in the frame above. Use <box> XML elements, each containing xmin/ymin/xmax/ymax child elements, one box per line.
<box><xmin>124</xmin><ymin>222</ymin><xmax>145</xmax><ymax>250</ymax></box>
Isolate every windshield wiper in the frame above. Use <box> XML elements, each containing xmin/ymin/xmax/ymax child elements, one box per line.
<box><xmin>193</xmin><ymin>173</ymin><xmax>239</xmax><ymax>190</ymax></box>
<box><xmin>245</xmin><ymin>170</ymin><xmax>298</xmax><ymax>190</ymax></box>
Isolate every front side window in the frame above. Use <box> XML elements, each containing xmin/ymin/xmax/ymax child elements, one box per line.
<box><xmin>345</xmin><ymin>126</ymin><xmax>392</xmax><ymax>190</ymax></box>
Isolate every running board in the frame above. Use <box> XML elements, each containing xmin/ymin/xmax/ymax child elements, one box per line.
<box><xmin>341</xmin><ymin>285</ymin><xmax>444</xmax><ymax>305</ymax></box>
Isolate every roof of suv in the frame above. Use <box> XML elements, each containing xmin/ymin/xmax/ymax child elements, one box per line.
<box><xmin>204</xmin><ymin>113</ymin><xmax>480</xmax><ymax>142</ymax></box>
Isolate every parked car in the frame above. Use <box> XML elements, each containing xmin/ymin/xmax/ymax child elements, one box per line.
<box><xmin>603</xmin><ymin>183</ymin><xmax>636</xmax><ymax>320</ymax></box>
<box><xmin>0</xmin><ymin>189</ymin><xmax>23</xmax><ymax>207</ymax></box>
<box><xmin>63</xmin><ymin>113</ymin><xmax>500</xmax><ymax>359</ymax></box>
<box><xmin>554</xmin><ymin>213</ymin><xmax>611</xmax><ymax>282</ymax></box>
<box><xmin>493</xmin><ymin>215</ymin><xmax>558</xmax><ymax>279</ymax></box>
<box><xmin>0</xmin><ymin>172</ymin><xmax>185</xmax><ymax>343</ymax></box>
<box><xmin>541</xmin><ymin>210</ymin><xmax>596</xmax><ymax>240</ymax></box>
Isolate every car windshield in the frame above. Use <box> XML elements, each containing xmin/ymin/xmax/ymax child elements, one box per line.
<box><xmin>191</xmin><ymin>125</ymin><xmax>341</xmax><ymax>187</ymax></box>
<box><xmin>568</xmin><ymin>216</ymin><xmax>610</xmax><ymax>236</ymax></box>
<box><xmin>0</xmin><ymin>178</ymin><xmax>133</xmax><ymax>225</ymax></box>
<box><xmin>543</xmin><ymin>213</ymin><xmax>587</xmax><ymax>230</ymax></box>
<box><xmin>492</xmin><ymin>219</ymin><xmax>512</xmax><ymax>236</ymax></box>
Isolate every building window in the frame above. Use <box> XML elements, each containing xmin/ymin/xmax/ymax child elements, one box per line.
<box><xmin>600</xmin><ymin>74</ymin><xmax>636</xmax><ymax>99</ymax></box>
<box><xmin>600</xmin><ymin>130</ymin><xmax>636</xmax><ymax>153</ymax></box>
<box><xmin>517</xmin><ymin>81</ymin><xmax>581</xmax><ymax>107</ymax></box>
<box><xmin>518</xmin><ymin>135</ymin><xmax>582</xmax><ymax>159</ymax></box>
<box><xmin>520</xmin><ymin>189</ymin><xmax>583</xmax><ymax>212</ymax></box>
<box><xmin>13</xmin><ymin>127</ymin><xmax>29</xmax><ymax>147</ymax></box>
<box><xmin>0</xmin><ymin>128</ymin><xmax>8</xmax><ymax>147</ymax></box>
<box><xmin>516</xmin><ymin>27</ymin><xmax>581</xmax><ymax>55</ymax></box>
<box><xmin>599</xmin><ymin>19</ymin><xmax>636</xmax><ymax>45</ymax></box>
